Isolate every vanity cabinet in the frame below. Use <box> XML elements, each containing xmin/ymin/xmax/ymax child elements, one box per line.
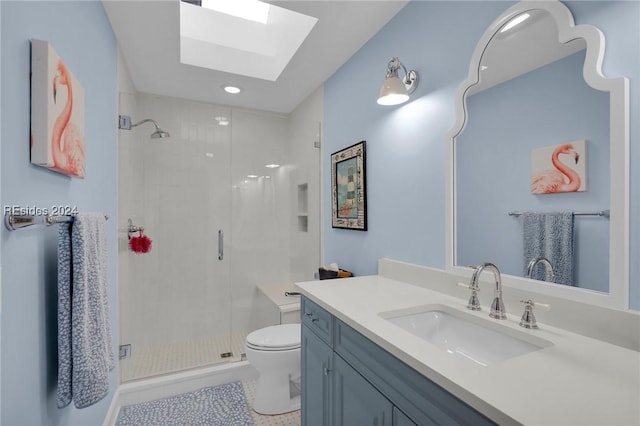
<box><xmin>301</xmin><ymin>320</ymin><xmax>332</xmax><ymax>426</ymax></box>
<box><xmin>301</xmin><ymin>297</ymin><xmax>495</xmax><ymax>426</ymax></box>
<box><xmin>332</xmin><ymin>354</ymin><xmax>393</xmax><ymax>425</ymax></box>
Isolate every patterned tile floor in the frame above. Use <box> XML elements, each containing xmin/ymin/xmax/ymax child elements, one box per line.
<box><xmin>121</xmin><ymin>332</ymin><xmax>249</xmax><ymax>382</ymax></box>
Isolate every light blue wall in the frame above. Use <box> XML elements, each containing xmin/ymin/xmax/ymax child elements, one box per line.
<box><xmin>323</xmin><ymin>1</ymin><xmax>640</xmax><ymax>309</ymax></box>
<box><xmin>1</xmin><ymin>2</ymin><xmax>118</xmax><ymax>425</ymax></box>
<box><xmin>457</xmin><ymin>51</ymin><xmax>610</xmax><ymax>291</ymax></box>
<box><xmin>324</xmin><ymin>1</ymin><xmax>511</xmax><ymax>275</ymax></box>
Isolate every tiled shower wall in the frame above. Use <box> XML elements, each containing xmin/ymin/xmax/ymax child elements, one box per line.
<box><xmin>117</xmin><ymin>83</ymin><xmax>322</xmax><ymax>379</ymax></box>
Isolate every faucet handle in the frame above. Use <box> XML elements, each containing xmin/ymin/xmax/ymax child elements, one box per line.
<box><xmin>521</xmin><ymin>299</ymin><xmax>551</xmax><ymax>310</ymax></box>
<box><xmin>519</xmin><ymin>299</ymin><xmax>551</xmax><ymax>329</ymax></box>
<box><xmin>457</xmin><ymin>283</ymin><xmax>481</xmax><ymax>311</ymax></box>
<box><xmin>456</xmin><ymin>282</ymin><xmax>474</xmax><ymax>289</ymax></box>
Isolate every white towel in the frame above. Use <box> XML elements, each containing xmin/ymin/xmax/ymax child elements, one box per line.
<box><xmin>57</xmin><ymin>212</ymin><xmax>114</xmax><ymax>409</ymax></box>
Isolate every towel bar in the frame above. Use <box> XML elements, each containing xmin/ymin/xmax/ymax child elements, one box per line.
<box><xmin>4</xmin><ymin>213</ymin><xmax>109</xmax><ymax>231</ymax></box>
<box><xmin>508</xmin><ymin>210</ymin><xmax>609</xmax><ymax>218</ymax></box>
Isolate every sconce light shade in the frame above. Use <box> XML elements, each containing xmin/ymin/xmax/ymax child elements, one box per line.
<box><xmin>377</xmin><ymin>57</ymin><xmax>418</xmax><ymax>106</ymax></box>
<box><xmin>378</xmin><ymin>76</ymin><xmax>410</xmax><ymax>105</ymax></box>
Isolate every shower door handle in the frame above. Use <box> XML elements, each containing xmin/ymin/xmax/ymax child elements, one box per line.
<box><xmin>218</xmin><ymin>230</ymin><xmax>224</xmax><ymax>260</ymax></box>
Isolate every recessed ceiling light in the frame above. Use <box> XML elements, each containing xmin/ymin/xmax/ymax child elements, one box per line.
<box><xmin>247</xmin><ymin>174</ymin><xmax>258</xmax><ymax>178</ymax></box>
<box><xmin>500</xmin><ymin>13</ymin><xmax>530</xmax><ymax>33</ymax></box>
<box><xmin>201</xmin><ymin>0</ymin><xmax>270</xmax><ymax>24</ymax></box>
<box><xmin>223</xmin><ymin>85</ymin><xmax>242</xmax><ymax>94</ymax></box>
<box><xmin>265</xmin><ymin>164</ymin><xmax>280</xmax><ymax>168</ymax></box>
<box><xmin>215</xmin><ymin>116</ymin><xmax>230</xmax><ymax>126</ymax></box>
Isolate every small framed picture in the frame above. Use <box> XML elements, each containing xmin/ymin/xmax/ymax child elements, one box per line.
<box><xmin>331</xmin><ymin>141</ymin><xmax>367</xmax><ymax>231</ymax></box>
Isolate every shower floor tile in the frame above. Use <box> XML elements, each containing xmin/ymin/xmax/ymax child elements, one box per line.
<box><xmin>120</xmin><ymin>332</ymin><xmax>248</xmax><ymax>382</ymax></box>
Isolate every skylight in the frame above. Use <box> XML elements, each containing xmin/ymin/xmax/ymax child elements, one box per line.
<box><xmin>200</xmin><ymin>0</ymin><xmax>270</xmax><ymax>25</ymax></box>
<box><xmin>179</xmin><ymin>1</ymin><xmax>318</xmax><ymax>81</ymax></box>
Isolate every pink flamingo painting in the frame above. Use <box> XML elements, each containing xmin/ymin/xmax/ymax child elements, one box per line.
<box><xmin>50</xmin><ymin>59</ymin><xmax>85</xmax><ymax>178</ymax></box>
<box><xmin>531</xmin><ymin>143</ymin><xmax>584</xmax><ymax>194</ymax></box>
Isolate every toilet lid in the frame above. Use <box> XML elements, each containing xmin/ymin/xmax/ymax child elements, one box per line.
<box><xmin>246</xmin><ymin>324</ymin><xmax>301</xmax><ymax>350</ymax></box>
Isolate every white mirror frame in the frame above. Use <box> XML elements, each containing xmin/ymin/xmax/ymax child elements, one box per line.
<box><xmin>446</xmin><ymin>0</ymin><xmax>629</xmax><ymax>309</ymax></box>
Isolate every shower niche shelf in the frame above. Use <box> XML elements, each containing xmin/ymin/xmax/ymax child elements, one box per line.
<box><xmin>297</xmin><ymin>183</ymin><xmax>309</xmax><ymax>233</ymax></box>
<box><xmin>297</xmin><ymin>215</ymin><xmax>309</xmax><ymax>233</ymax></box>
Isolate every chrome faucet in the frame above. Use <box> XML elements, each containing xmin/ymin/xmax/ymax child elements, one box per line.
<box><xmin>526</xmin><ymin>257</ymin><xmax>554</xmax><ymax>281</ymax></box>
<box><xmin>468</xmin><ymin>263</ymin><xmax>507</xmax><ymax>319</ymax></box>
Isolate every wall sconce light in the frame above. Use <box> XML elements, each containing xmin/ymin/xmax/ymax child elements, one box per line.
<box><xmin>377</xmin><ymin>57</ymin><xmax>419</xmax><ymax>106</ymax></box>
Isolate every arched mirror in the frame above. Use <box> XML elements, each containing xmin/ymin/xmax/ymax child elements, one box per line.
<box><xmin>446</xmin><ymin>0</ymin><xmax>629</xmax><ymax>309</ymax></box>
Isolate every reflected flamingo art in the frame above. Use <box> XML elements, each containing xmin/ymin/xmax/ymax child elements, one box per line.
<box><xmin>531</xmin><ymin>143</ymin><xmax>581</xmax><ymax>194</ymax></box>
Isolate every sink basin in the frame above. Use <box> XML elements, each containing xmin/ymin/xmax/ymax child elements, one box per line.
<box><xmin>380</xmin><ymin>305</ymin><xmax>551</xmax><ymax>366</ymax></box>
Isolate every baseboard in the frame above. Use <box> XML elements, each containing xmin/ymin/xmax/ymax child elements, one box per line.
<box><xmin>103</xmin><ymin>388</ymin><xmax>121</xmax><ymax>426</ymax></box>
<box><xmin>103</xmin><ymin>361</ymin><xmax>258</xmax><ymax>425</ymax></box>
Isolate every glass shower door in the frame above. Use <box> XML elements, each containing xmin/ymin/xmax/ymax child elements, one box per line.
<box><xmin>228</xmin><ymin>109</ymin><xmax>291</xmax><ymax>348</ymax></box>
<box><xmin>118</xmin><ymin>93</ymin><xmax>234</xmax><ymax>381</ymax></box>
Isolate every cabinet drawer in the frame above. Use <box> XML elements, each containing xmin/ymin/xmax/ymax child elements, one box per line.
<box><xmin>301</xmin><ymin>297</ymin><xmax>333</xmax><ymax>346</ymax></box>
<box><xmin>334</xmin><ymin>319</ymin><xmax>495</xmax><ymax>426</ymax></box>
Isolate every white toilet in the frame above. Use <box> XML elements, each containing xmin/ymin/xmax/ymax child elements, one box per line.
<box><xmin>245</xmin><ymin>323</ymin><xmax>301</xmax><ymax>415</ymax></box>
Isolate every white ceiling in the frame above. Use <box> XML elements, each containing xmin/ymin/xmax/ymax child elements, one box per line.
<box><xmin>103</xmin><ymin>0</ymin><xmax>408</xmax><ymax>114</ymax></box>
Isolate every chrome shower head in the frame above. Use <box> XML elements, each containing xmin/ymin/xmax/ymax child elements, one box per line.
<box><xmin>150</xmin><ymin>128</ymin><xmax>170</xmax><ymax>139</ymax></box>
<box><xmin>119</xmin><ymin>115</ymin><xmax>170</xmax><ymax>139</ymax></box>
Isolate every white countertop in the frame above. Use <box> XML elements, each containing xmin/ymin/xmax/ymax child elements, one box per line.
<box><xmin>295</xmin><ymin>275</ymin><xmax>640</xmax><ymax>426</ymax></box>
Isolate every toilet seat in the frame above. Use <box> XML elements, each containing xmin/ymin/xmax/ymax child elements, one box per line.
<box><xmin>246</xmin><ymin>324</ymin><xmax>301</xmax><ymax>351</ymax></box>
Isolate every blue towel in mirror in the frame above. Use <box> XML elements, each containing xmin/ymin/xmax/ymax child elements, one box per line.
<box><xmin>522</xmin><ymin>212</ymin><xmax>575</xmax><ymax>286</ymax></box>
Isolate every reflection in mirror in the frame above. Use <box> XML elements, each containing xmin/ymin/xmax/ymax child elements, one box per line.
<box><xmin>456</xmin><ymin>9</ymin><xmax>610</xmax><ymax>292</ymax></box>
<box><xmin>471</xmin><ymin>10</ymin><xmax>585</xmax><ymax>94</ymax></box>
<box><xmin>447</xmin><ymin>1</ymin><xmax>629</xmax><ymax>309</ymax></box>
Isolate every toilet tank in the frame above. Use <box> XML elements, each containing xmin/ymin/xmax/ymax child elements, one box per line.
<box><xmin>256</xmin><ymin>282</ymin><xmax>301</xmax><ymax>325</ymax></box>
<box><xmin>279</xmin><ymin>303</ymin><xmax>301</xmax><ymax>324</ymax></box>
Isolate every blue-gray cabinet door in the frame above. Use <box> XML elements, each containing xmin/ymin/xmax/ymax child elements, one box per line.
<box><xmin>393</xmin><ymin>407</ymin><xmax>418</xmax><ymax>426</ymax></box>
<box><xmin>332</xmin><ymin>354</ymin><xmax>393</xmax><ymax>426</ymax></box>
<box><xmin>302</xmin><ymin>324</ymin><xmax>333</xmax><ymax>426</ymax></box>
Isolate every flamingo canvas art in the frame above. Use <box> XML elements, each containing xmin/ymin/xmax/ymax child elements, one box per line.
<box><xmin>531</xmin><ymin>140</ymin><xmax>586</xmax><ymax>194</ymax></box>
<box><xmin>30</xmin><ymin>39</ymin><xmax>85</xmax><ymax>178</ymax></box>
